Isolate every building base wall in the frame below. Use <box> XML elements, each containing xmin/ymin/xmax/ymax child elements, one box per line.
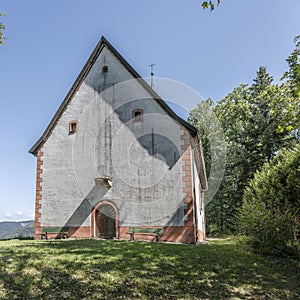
<box><xmin>197</xmin><ymin>229</ymin><xmax>205</xmax><ymax>243</ymax></box>
<box><xmin>35</xmin><ymin>225</ymin><xmax>205</xmax><ymax>244</ymax></box>
<box><xmin>36</xmin><ymin>226</ymin><xmax>91</xmax><ymax>239</ymax></box>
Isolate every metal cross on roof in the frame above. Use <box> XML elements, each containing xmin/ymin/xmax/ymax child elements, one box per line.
<box><xmin>149</xmin><ymin>62</ymin><xmax>156</xmax><ymax>89</ymax></box>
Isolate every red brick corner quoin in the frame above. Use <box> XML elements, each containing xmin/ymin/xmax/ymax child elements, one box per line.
<box><xmin>34</xmin><ymin>149</ymin><xmax>43</xmax><ymax>239</ymax></box>
<box><xmin>181</xmin><ymin>126</ymin><xmax>196</xmax><ymax>243</ymax></box>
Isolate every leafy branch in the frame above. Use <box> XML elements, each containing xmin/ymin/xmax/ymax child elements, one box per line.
<box><xmin>0</xmin><ymin>11</ymin><xmax>6</xmax><ymax>45</ymax></box>
<box><xmin>202</xmin><ymin>0</ymin><xmax>221</xmax><ymax>11</ymax></box>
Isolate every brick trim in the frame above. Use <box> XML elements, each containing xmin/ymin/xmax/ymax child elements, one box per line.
<box><xmin>197</xmin><ymin>229</ymin><xmax>205</xmax><ymax>242</ymax></box>
<box><xmin>119</xmin><ymin>226</ymin><xmax>196</xmax><ymax>243</ymax></box>
<box><xmin>38</xmin><ymin>226</ymin><xmax>90</xmax><ymax>239</ymax></box>
<box><xmin>180</xmin><ymin>126</ymin><xmax>196</xmax><ymax>243</ymax></box>
<box><xmin>38</xmin><ymin>225</ymin><xmax>196</xmax><ymax>243</ymax></box>
<box><xmin>34</xmin><ymin>149</ymin><xmax>43</xmax><ymax>239</ymax></box>
<box><xmin>181</xmin><ymin>127</ymin><xmax>193</xmax><ymax>197</ymax></box>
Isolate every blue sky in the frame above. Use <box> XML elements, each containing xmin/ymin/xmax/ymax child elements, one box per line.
<box><xmin>0</xmin><ymin>0</ymin><xmax>299</xmax><ymax>221</ymax></box>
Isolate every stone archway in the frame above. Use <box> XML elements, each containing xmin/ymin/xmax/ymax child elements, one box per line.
<box><xmin>92</xmin><ymin>201</ymin><xmax>118</xmax><ymax>239</ymax></box>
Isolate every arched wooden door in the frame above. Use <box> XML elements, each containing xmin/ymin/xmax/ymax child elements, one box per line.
<box><xmin>95</xmin><ymin>204</ymin><xmax>116</xmax><ymax>239</ymax></box>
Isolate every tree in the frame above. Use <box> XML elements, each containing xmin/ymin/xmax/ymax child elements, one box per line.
<box><xmin>216</xmin><ymin>72</ymin><xmax>297</xmax><ymax>233</ymax></box>
<box><xmin>275</xmin><ymin>36</ymin><xmax>300</xmax><ymax>137</ymax></box>
<box><xmin>250</xmin><ymin>66</ymin><xmax>273</xmax><ymax>98</ymax></box>
<box><xmin>189</xmin><ymin>86</ymin><xmax>251</xmax><ymax>235</ymax></box>
<box><xmin>189</xmin><ymin>36</ymin><xmax>300</xmax><ymax>236</ymax></box>
<box><xmin>282</xmin><ymin>35</ymin><xmax>300</xmax><ymax>98</ymax></box>
<box><xmin>0</xmin><ymin>11</ymin><xmax>5</xmax><ymax>45</ymax></box>
<box><xmin>190</xmin><ymin>64</ymin><xmax>298</xmax><ymax>236</ymax></box>
<box><xmin>239</xmin><ymin>145</ymin><xmax>300</xmax><ymax>256</ymax></box>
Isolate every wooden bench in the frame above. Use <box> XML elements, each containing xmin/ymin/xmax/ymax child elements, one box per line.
<box><xmin>127</xmin><ymin>227</ymin><xmax>164</xmax><ymax>242</ymax></box>
<box><xmin>40</xmin><ymin>227</ymin><xmax>69</xmax><ymax>240</ymax></box>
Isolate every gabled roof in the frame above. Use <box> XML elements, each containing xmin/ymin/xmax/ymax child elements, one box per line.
<box><xmin>29</xmin><ymin>36</ymin><xmax>198</xmax><ymax>155</ymax></box>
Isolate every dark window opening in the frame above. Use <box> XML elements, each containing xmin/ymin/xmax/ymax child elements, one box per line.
<box><xmin>69</xmin><ymin>121</ymin><xmax>78</xmax><ymax>134</ymax></box>
<box><xmin>102</xmin><ymin>65</ymin><xmax>108</xmax><ymax>73</ymax></box>
<box><xmin>132</xmin><ymin>109</ymin><xmax>143</xmax><ymax>122</ymax></box>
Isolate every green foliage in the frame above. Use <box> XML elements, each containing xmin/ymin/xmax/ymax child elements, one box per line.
<box><xmin>0</xmin><ymin>12</ymin><xmax>6</xmax><ymax>45</ymax></box>
<box><xmin>282</xmin><ymin>35</ymin><xmax>300</xmax><ymax>98</ymax></box>
<box><xmin>0</xmin><ymin>238</ymin><xmax>299</xmax><ymax>299</ymax></box>
<box><xmin>189</xmin><ymin>99</ymin><xmax>229</xmax><ymax>235</ymax></box>
<box><xmin>189</xmin><ymin>37</ymin><xmax>300</xmax><ymax>236</ymax></box>
<box><xmin>239</xmin><ymin>146</ymin><xmax>300</xmax><ymax>256</ymax></box>
<box><xmin>202</xmin><ymin>0</ymin><xmax>221</xmax><ymax>11</ymax></box>
<box><xmin>239</xmin><ymin>199</ymin><xmax>296</xmax><ymax>256</ymax></box>
<box><xmin>188</xmin><ymin>98</ymin><xmax>214</xmax><ymax>176</ymax></box>
<box><xmin>211</xmin><ymin>70</ymin><xmax>294</xmax><ymax>235</ymax></box>
<box><xmin>276</xmin><ymin>36</ymin><xmax>300</xmax><ymax>136</ymax></box>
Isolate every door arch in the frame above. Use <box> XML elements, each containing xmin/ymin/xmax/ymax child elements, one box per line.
<box><xmin>93</xmin><ymin>201</ymin><xmax>118</xmax><ymax>239</ymax></box>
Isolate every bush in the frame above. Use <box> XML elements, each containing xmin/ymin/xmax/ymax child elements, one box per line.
<box><xmin>239</xmin><ymin>200</ymin><xmax>296</xmax><ymax>255</ymax></box>
<box><xmin>239</xmin><ymin>145</ymin><xmax>300</xmax><ymax>256</ymax></box>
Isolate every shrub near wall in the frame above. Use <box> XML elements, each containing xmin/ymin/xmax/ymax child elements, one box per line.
<box><xmin>239</xmin><ymin>145</ymin><xmax>300</xmax><ymax>256</ymax></box>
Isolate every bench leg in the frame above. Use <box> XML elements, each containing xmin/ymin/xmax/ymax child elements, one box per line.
<box><xmin>130</xmin><ymin>233</ymin><xmax>134</xmax><ymax>241</ymax></box>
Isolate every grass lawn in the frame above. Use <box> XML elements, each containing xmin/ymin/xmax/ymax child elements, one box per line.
<box><xmin>0</xmin><ymin>238</ymin><xmax>299</xmax><ymax>299</ymax></box>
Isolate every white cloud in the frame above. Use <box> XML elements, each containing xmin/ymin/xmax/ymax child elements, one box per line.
<box><xmin>27</xmin><ymin>212</ymin><xmax>34</xmax><ymax>219</ymax></box>
<box><xmin>0</xmin><ymin>211</ymin><xmax>33</xmax><ymax>222</ymax></box>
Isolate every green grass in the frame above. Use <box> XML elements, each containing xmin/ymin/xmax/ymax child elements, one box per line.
<box><xmin>0</xmin><ymin>238</ymin><xmax>299</xmax><ymax>299</ymax></box>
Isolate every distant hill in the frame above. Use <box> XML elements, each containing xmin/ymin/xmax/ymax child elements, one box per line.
<box><xmin>0</xmin><ymin>220</ymin><xmax>34</xmax><ymax>239</ymax></box>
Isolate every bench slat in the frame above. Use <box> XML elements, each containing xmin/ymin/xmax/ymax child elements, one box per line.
<box><xmin>42</xmin><ymin>227</ymin><xmax>69</xmax><ymax>233</ymax></box>
<box><xmin>127</xmin><ymin>227</ymin><xmax>164</xmax><ymax>242</ymax></box>
<box><xmin>131</xmin><ymin>232</ymin><xmax>158</xmax><ymax>236</ymax></box>
<box><xmin>128</xmin><ymin>227</ymin><xmax>163</xmax><ymax>234</ymax></box>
